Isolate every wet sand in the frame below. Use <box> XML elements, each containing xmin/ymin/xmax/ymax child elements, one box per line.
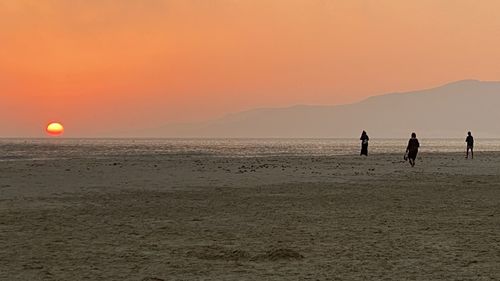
<box><xmin>1</xmin><ymin>152</ymin><xmax>499</xmax><ymax>280</ymax></box>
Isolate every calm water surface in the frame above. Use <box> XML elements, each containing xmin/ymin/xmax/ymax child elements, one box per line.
<box><xmin>1</xmin><ymin>138</ymin><xmax>499</xmax><ymax>161</ymax></box>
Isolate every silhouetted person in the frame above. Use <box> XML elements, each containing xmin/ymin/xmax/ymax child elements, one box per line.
<box><xmin>405</xmin><ymin>132</ymin><xmax>420</xmax><ymax>167</ymax></box>
<box><xmin>466</xmin><ymin>131</ymin><xmax>474</xmax><ymax>159</ymax></box>
<box><xmin>360</xmin><ymin>130</ymin><xmax>369</xmax><ymax>156</ymax></box>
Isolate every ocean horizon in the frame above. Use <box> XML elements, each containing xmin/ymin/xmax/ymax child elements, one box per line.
<box><xmin>1</xmin><ymin>138</ymin><xmax>498</xmax><ymax>161</ymax></box>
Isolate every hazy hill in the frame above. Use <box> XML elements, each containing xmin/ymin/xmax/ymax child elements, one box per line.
<box><xmin>151</xmin><ymin>80</ymin><xmax>500</xmax><ymax>138</ymax></box>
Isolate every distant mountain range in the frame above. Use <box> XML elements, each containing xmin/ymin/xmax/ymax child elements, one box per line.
<box><xmin>147</xmin><ymin>80</ymin><xmax>500</xmax><ymax>138</ymax></box>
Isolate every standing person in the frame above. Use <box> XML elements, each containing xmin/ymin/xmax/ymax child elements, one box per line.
<box><xmin>405</xmin><ymin>132</ymin><xmax>420</xmax><ymax>167</ymax></box>
<box><xmin>360</xmin><ymin>130</ymin><xmax>369</xmax><ymax>156</ymax></box>
<box><xmin>466</xmin><ymin>131</ymin><xmax>474</xmax><ymax>159</ymax></box>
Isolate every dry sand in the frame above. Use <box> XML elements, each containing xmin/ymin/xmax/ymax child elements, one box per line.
<box><xmin>1</xmin><ymin>152</ymin><xmax>499</xmax><ymax>280</ymax></box>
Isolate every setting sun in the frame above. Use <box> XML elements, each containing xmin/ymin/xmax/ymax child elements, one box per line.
<box><xmin>46</xmin><ymin>122</ymin><xmax>64</xmax><ymax>136</ymax></box>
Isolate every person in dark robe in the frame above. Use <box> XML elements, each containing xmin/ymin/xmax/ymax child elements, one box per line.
<box><xmin>360</xmin><ymin>130</ymin><xmax>369</xmax><ymax>156</ymax></box>
<box><xmin>466</xmin><ymin>131</ymin><xmax>474</xmax><ymax>159</ymax></box>
<box><xmin>405</xmin><ymin>132</ymin><xmax>420</xmax><ymax>167</ymax></box>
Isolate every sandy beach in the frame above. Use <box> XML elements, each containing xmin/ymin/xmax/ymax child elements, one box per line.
<box><xmin>1</xmin><ymin>151</ymin><xmax>499</xmax><ymax>280</ymax></box>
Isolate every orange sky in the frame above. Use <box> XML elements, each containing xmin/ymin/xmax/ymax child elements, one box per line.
<box><xmin>1</xmin><ymin>0</ymin><xmax>500</xmax><ymax>137</ymax></box>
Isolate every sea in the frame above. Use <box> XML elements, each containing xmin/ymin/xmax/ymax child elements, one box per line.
<box><xmin>1</xmin><ymin>138</ymin><xmax>500</xmax><ymax>161</ymax></box>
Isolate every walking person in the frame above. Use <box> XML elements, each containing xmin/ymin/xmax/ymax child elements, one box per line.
<box><xmin>405</xmin><ymin>132</ymin><xmax>420</xmax><ymax>167</ymax></box>
<box><xmin>360</xmin><ymin>130</ymin><xmax>369</xmax><ymax>156</ymax></box>
<box><xmin>466</xmin><ymin>131</ymin><xmax>474</xmax><ymax>159</ymax></box>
